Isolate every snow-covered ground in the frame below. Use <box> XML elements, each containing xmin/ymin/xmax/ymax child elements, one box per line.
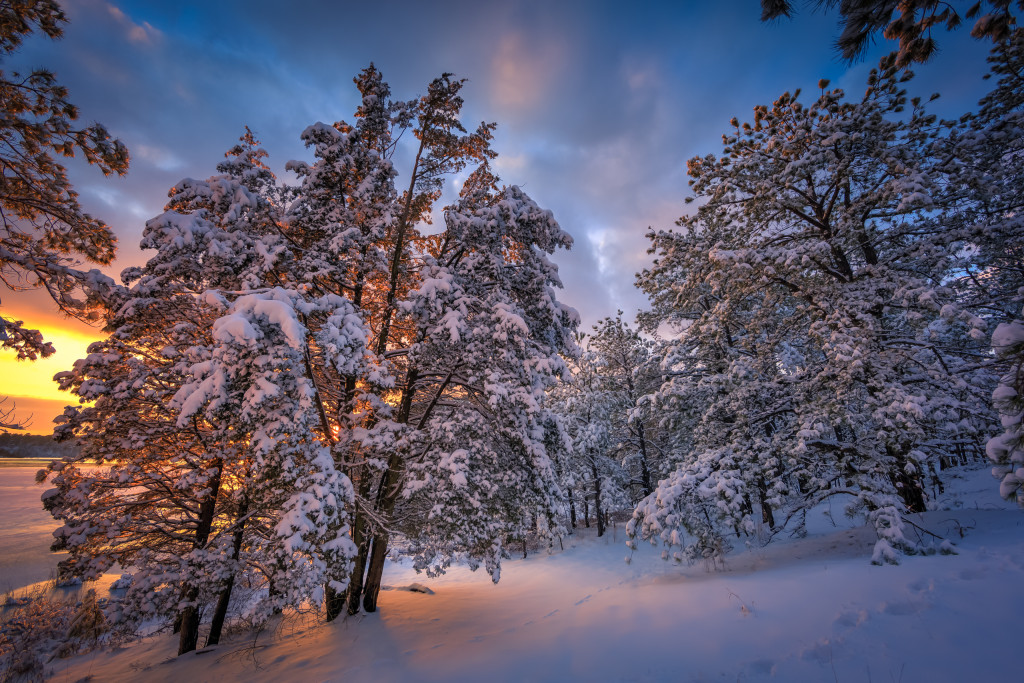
<box><xmin>27</xmin><ymin>466</ymin><xmax>1024</xmax><ymax>681</ymax></box>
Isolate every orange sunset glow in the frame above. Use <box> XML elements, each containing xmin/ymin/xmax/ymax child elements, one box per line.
<box><xmin>1</xmin><ymin>302</ymin><xmax>102</xmax><ymax>434</ymax></box>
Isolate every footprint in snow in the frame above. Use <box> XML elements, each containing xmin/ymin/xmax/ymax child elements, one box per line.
<box><xmin>882</xmin><ymin>600</ymin><xmax>926</xmax><ymax>616</ymax></box>
<box><xmin>958</xmin><ymin>567</ymin><xmax>986</xmax><ymax>581</ymax></box>
<box><xmin>833</xmin><ymin>610</ymin><xmax>868</xmax><ymax>630</ymax></box>
<box><xmin>909</xmin><ymin>578</ymin><xmax>935</xmax><ymax>593</ymax></box>
<box><xmin>801</xmin><ymin>638</ymin><xmax>843</xmax><ymax>664</ymax></box>
<box><xmin>574</xmin><ymin>595</ymin><xmax>592</xmax><ymax>606</ymax></box>
<box><xmin>544</xmin><ymin>609</ymin><xmax>559</xmax><ymax>618</ymax></box>
<box><xmin>746</xmin><ymin>659</ymin><xmax>775</xmax><ymax>676</ymax></box>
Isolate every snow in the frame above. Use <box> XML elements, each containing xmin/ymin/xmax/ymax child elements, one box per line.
<box><xmin>30</xmin><ymin>465</ymin><xmax>1022</xmax><ymax>682</ymax></box>
<box><xmin>991</xmin><ymin>320</ymin><xmax>1024</xmax><ymax>352</ymax></box>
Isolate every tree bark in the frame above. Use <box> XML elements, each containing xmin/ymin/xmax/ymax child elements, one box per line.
<box><xmin>177</xmin><ymin>458</ymin><xmax>223</xmax><ymax>656</ymax></box>
<box><xmin>567</xmin><ymin>486</ymin><xmax>577</xmax><ymax>530</ymax></box>
<box><xmin>625</xmin><ymin>374</ymin><xmax>654</xmax><ymax>498</ymax></box>
<box><xmin>177</xmin><ymin>600</ymin><xmax>202</xmax><ymax>656</ymax></box>
<box><xmin>361</xmin><ymin>456</ymin><xmax>404</xmax><ymax>612</ymax></box>
<box><xmin>339</xmin><ymin>472</ymin><xmax>375</xmax><ymax>618</ymax></box>
<box><xmin>636</xmin><ymin>423</ymin><xmax>653</xmax><ymax>498</ymax></box>
<box><xmin>591</xmin><ymin>457</ymin><xmax>605</xmax><ymax>537</ymax></box>
<box><xmin>206</xmin><ymin>580</ymin><xmax>234</xmax><ymax>647</ymax></box>
<box><xmin>362</xmin><ymin>529</ymin><xmax>390</xmax><ymax>612</ymax></box>
<box><xmin>207</xmin><ymin>498</ymin><xmax>248</xmax><ymax>647</ymax></box>
<box><xmin>757</xmin><ymin>477</ymin><xmax>775</xmax><ymax>529</ymax></box>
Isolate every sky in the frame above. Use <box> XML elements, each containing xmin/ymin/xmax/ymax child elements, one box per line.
<box><xmin>1</xmin><ymin>0</ymin><xmax>997</xmax><ymax>434</ymax></box>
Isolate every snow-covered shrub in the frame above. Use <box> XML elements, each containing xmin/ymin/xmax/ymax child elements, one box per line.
<box><xmin>0</xmin><ymin>588</ymin><xmax>113</xmax><ymax>682</ymax></box>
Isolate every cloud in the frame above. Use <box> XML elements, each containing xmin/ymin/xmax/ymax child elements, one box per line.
<box><xmin>489</xmin><ymin>31</ymin><xmax>566</xmax><ymax>114</ymax></box>
<box><xmin>106</xmin><ymin>3</ymin><xmax>161</xmax><ymax>45</ymax></box>
<box><xmin>83</xmin><ymin>185</ymin><xmax>153</xmax><ymax>221</ymax></box>
<box><xmin>133</xmin><ymin>143</ymin><xmax>185</xmax><ymax>172</ymax></box>
<box><xmin>3</xmin><ymin>0</ymin><xmax>997</xmax><ymax>350</ymax></box>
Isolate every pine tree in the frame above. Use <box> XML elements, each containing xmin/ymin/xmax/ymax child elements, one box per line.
<box><xmin>589</xmin><ymin>313</ymin><xmax>663</xmax><ymax>502</ymax></box>
<box><xmin>760</xmin><ymin>1</ymin><xmax>1021</xmax><ymax>66</ymax></box>
<box><xmin>392</xmin><ymin>166</ymin><xmax>577</xmax><ymax>573</ymax></box>
<box><xmin>955</xmin><ymin>29</ymin><xmax>1024</xmax><ymax>504</ymax></box>
<box><xmin>631</xmin><ymin>61</ymin><xmax>996</xmax><ymax>565</ymax></box>
<box><xmin>1</xmin><ymin>0</ymin><xmax>127</xmax><ymax>408</ymax></box>
<box><xmin>45</xmin><ymin>68</ymin><xmax>579</xmax><ymax>645</ymax></box>
<box><xmin>288</xmin><ymin>68</ymin><xmax>575</xmax><ymax>617</ymax></box>
<box><xmin>45</xmin><ymin>134</ymin><xmax>360</xmax><ymax>654</ymax></box>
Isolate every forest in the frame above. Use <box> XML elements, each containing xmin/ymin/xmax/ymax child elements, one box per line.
<box><xmin>1</xmin><ymin>1</ymin><xmax>1023</xmax><ymax>680</ymax></box>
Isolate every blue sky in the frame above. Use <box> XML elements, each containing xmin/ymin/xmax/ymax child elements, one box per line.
<box><xmin>1</xmin><ymin>0</ymin><xmax>997</xmax><ymax>431</ymax></box>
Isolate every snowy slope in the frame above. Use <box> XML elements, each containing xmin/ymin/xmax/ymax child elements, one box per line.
<box><xmin>46</xmin><ymin>466</ymin><xmax>1023</xmax><ymax>682</ymax></box>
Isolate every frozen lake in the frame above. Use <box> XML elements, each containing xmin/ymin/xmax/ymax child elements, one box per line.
<box><xmin>0</xmin><ymin>458</ymin><xmax>69</xmax><ymax>592</ymax></box>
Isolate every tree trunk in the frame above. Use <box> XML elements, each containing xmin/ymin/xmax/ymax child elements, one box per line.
<box><xmin>361</xmin><ymin>451</ymin><xmax>405</xmax><ymax>612</ymax></box>
<box><xmin>635</xmin><ymin>422</ymin><xmax>653</xmax><ymax>498</ymax></box>
<box><xmin>361</xmin><ymin>365</ymin><xmax>421</xmax><ymax>613</ymax></box>
<box><xmin>591</xmin><ymin>458</ymin><xmax>605</xmax><ymax>537</ymax></box>
<box><xmin>177</xmin><ymin>459</ymin><xmax>223</xmax><ymax>656</ymax></box>
<box><xmin>626</xmin><ymin>376</ymin><xmax>654</xmax><ymax>499</ymax></box>
<box><xmin>893</xmin><ymin>469</ymin><xmax>927</xmax><ymax>513</ymax></box>
<box><xmin>757</xmin><ymin>477</ymin><xmax>775</xmax><ymax>529</ymax></box>
<box><xmin>375</xmin><ymin>139</ymin><xmax>425</xmax><ymax>359</ymax></box>
<box><xmin>340</xmin><ymin>478</ymin><xmax>374</xmax><ymax>617</ymax></box>
<box><xmin>206</xmin><ymin>498</ymin><xmax>248</xmax><ymax>647</ymax></box>
<box><xmin>325</xmin><ymin>583</ymin><xmax>346</xmax><ymax>622</ymax></box>
<box><xmin>362</xmin><ymin>531</ymin><xmax>390</xmax><ymax>612</ymax></box>
<box><xmin>206</xmin><ymin>579</ymin><xmax>234</xmax><ymax>648</ymax></box>
<box><xmin>889</xmin><ymin>446</ymin><xmax>927</xmax><ymax>513</ymax></box>
<box><xmin>568</xmin><ymin>486</ymin><xmax>577</xmax><ymax>530</ymax></box>
<box><xmin>178</xmin><ymin>601</ymin><xmax>202</xmax><ymax>656</ymax></box>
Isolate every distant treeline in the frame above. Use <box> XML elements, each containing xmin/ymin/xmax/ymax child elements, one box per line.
<box><xmin>0</xmin><ymin>433</ymin><xmax>78</xmax><ymax>459</ymax></box>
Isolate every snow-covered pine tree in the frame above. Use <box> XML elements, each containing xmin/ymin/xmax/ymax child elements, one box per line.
<box><xmin>363</xmin><ymin>162</ymin><xmax>578</xmax><ymax>591</ymax></box>
<box><xmin>631</xmin><ymin>59</ymin><xmax>996</xmax><ymax>565</ymax></box>
<box><xmin>989</xmin><ymin>319</ymin><xmax>1024</xmax><ymax>504</ymax></box>
<box><xmin>171</xmin><ymin>287</ymin><xmax>360</xmax><ymax>640</ymax></box>
<box><xmin>47</xmin><ymin>67</ymin><xmax>579</xmax><ymax>638</ymax></box>
<box><xmin>46</xmin><ymin>285</ymin><xmax>244</xmax><ymax>654</ymax></box>
<box><xmin>282</xmin><ymin>66</ymin><xmax>405</xmax><ymax>618</ymax></box>
<box><xmin>589</xmin><ymin>313</ymin><xmax>664</xmax><ymax>502</ymax></box>
<box><xmin>762</xmin><ymin>0</ymin><xmax>1024</xmax><ymax>527</ymax></box>
<box><xmin>550</xmin><ymin>341</ymin><xmax>628</xmax><ymax>537</ymax></box>
<box><xmin>287</xmin><ymin>68</ymin><xmax>572</xmax><ymax>617</ymax></box>
<box><xmin>954</xmin><ymin>28</ymin><xmax>1024</xmax><ymax>504</ymax></box>
<box><xmin>45</xmin><ymin>134</ymin><xmax>362</xmax><ymax>654</ymax></box>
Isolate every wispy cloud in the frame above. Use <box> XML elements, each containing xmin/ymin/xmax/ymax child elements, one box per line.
<box><xmin>489</xmin><ymin>31</ymin><xmax>566</xmax><ymax>114</ymax></box>
<box><xmin>133</xmin><ymin>143</ymin><xmax>185</xmax><ymax>172</ymax></box>
<box><xmin>106</xmin><ymin>3</ymin><xmax>161</xmax><ymax>45</ymax></box>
